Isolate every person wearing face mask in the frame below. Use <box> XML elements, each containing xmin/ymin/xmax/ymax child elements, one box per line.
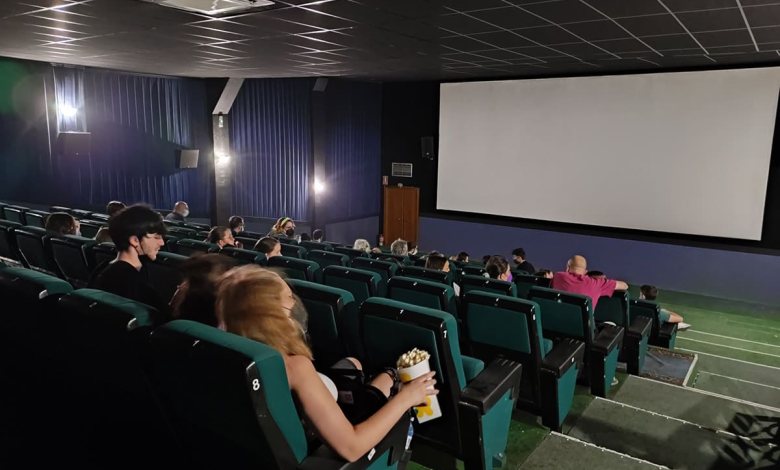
<box><xmin>268</xmin><ymin>216</ymin><xmax>296</xmax><ymax>238</ymax></box>
<box><xmin>45</xmin><ymin>212</ymin><xmax>81</xmax><ymax>237</ymax></box>
<box><xmin>485</xmin><ymin>255</ymin><xmax>513</xmax><ymax>283</ymax></box>
<box><xmin>89</xmin><ymin>205</ymin><xmax>170</xmax><ymax>320</ymax></box>
<box><xmin>165</xmin><ymin>201</ymin><xmax>190</xmax><ymax>222</ymax></box>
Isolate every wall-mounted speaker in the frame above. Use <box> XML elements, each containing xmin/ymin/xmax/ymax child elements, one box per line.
<box><xmin>56</xmin><ymin>132</ymin><xmax>91</xmax><ymax>158</ymax></box>
<box><xmin>313</xmin><ymin>77</ymin><xmax>329</xmax><ymax>92</ymax></box>
<box><xmin>177</xmin><ymin>149</ymin><xmax>200</xmax><ymax>169</ymax></box>
<box><xmin>421</xmin><ymin>136</ymin><xmax>435</xmax><ymax>160</ymax></box>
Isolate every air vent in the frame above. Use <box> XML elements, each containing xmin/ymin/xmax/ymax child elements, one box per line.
<box><xmin>141</xmin><ymin>0</ymin><xmax>276</xmax><ymax>17</ymax></box>
<box><xmin>391</xmin><ymin>163</ymin><xmax>413</xmax><ymax>178</ymax></box>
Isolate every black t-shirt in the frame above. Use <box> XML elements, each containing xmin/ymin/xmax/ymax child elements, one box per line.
<box><xmin>90</xmin><ymin>260</ymin><xmax>170</xmax><ymax>320</ymax></box>
<box><xmin>515</xmin><ymin>260</ymin><xmax>535</xmax><ymax>275</ymax></box>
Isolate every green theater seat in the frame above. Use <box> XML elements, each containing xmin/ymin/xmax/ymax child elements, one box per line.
<box><xmin>146</xmin><ymin>251</ymin><xmax>188</xmax><ymax>303</ymax></box>
<box><xmin>460</xmin><ymin>274</ymin><xmax>516</xmax><ymax>299</ymax></box>
<box><xmin>386</xmin><ymin>276</ymin><xmax>458</xmax><ymax>319</ymax></box>
<box><xmin>307</xmin><ymin>249</ymin><xmax>349</xmax><ymax>273</ymax></box>
<box><xmin>23</xmin><ymin>210</ymin><xmax>49</xmax><ymax>229</ymax></box>
<box><xmin>300</xmin><ymin>240</ymin><xmax>332</xmax><ymax>252</ymax></box>
<box><xmin>595</xmin><ymin>291</ymin><xmax>652</xmax><ymax>375</ymax></box>
<box><xmin>462</xmin><ymin>291</ymin><xmax>585</xmax><ymax>431</ymax></box>
<box><xmin>1</xmin><ymin>205</ymin><xmax>27</xmax><ymax>225</ymax></box>
<box><xmin>629</xmin><ymin>298</ymin><xmax>678</xmax><ymax>350</ymax></box>
<box><xmin>513</xmin><ymin>273</ymin><xmax>551</xmax><ymax>299</ymax></box>
<box><xmin>360</xmin><ymin>298</ymin><xmax>522</xmax><ymax>470</ymax></box>
<box><xmin>396</xmin><ymin>266</ymin><xmax>451</xmax><ymax>285</ymax></box>
<box><xmin>146</xmin><ymin>320</ymin><xmax>410</xmax><ymax>469</ymax></box>
<box><xmin>78</xmin><ymin>220</ymin><xmax>103</xmax><ymax>239</ymax></box>
<box><xmin>333</xmin><ymin>246</ymin><xmax>369</xmax><ymax>261</ymax></box>
<box><xmin>14</xmin><ymin>226</ymin><xmax>58</xmax><ymax>275</ymax></box>
<box><xmin>49</xmin><ymin>234</ymin><xmax>96</xmax><ymax>288</ymax></box>
<box><xmin>85</xmin><ymin>242</ymin><xmax>117</xmax><ymax>271</ymax></box>
<box><xmin>0</xmin><ymin>220</ymin><xmax>21</xmax><ymax>261</ymax></box>
<box><xmin>322</xmin><ymin>265</ymin><xmax>381</xmax><ymax>306</ymax></box>
<box><xmin>175</xmin><ymin>238</ymin><xmax>219</xmax><ymax>256</ymax></box>
<box><xmin>288</xmin><ymin>279</ymin><xmax>360</xmax><ymax>367</ymax></box>
<box><xmin>350</xmin><ymin>258</ymin><xmax>398</xmax><ymax>296</ymax></box>
<box><xmin>219</xmin><ymin>246</ymin><xmax>266</xmax><ymax>265</ymax></box>
<box><xmin>529</xmin><ymin>287</ymin><xmax>624</xmax><ymax>397</ymax></box>
<box><xmin>267</xmin><ymin>256</ymin><xmax>319</xmax><ymax>282</ymax></box>
<box><xmin>280</xmin><ymin>243</ymin><xmax>307</xmax><ymax>259</ymax></box>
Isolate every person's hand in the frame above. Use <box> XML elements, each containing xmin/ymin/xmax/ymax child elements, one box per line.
<box><xmin>397</xmin><ymin>371</ymin><xmax>438</xmax><ymax>408</ymax></box>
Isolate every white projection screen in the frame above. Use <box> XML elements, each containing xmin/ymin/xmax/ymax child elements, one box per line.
<box><xmin>437</xmin><ymin>68</ymin><xmax>780</xmax><ymax>240</ymax></box>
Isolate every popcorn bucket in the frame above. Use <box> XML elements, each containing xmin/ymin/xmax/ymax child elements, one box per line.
<box><xmin>398</xmin><ymin>358</ymin><xmax>442</xmax><ymax>423</ymax></box>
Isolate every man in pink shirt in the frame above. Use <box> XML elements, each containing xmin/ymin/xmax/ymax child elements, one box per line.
<box><xmin>552</xmin><ymin>255</ymin><xmax>628</xmax><ymax>310</ymax></box>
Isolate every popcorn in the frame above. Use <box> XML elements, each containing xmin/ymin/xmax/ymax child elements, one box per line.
<box><xmin>397</xmin><ymin>348</ymin><xmax>430</xmax><ymax>369</ymax></box>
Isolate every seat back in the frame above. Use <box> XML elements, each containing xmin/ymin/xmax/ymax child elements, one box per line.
<box><xmin>78</xmin><ymin>220</ymin><xmax>103</xmax><ymax>238</ymax></box>
<box><xmin>175</xmin><ymin>238</ymin><xmax>219</xmax><ymax>256</ymax></box>
<box><xmin>266</xmin><ymin>256</ymin><xmax>319</xmax><ymax>282</ymax></box>
<box><xmin>300</xmin><ymin>241</ymin><xmax>331</xmax><ymax>252</ymax></box>
<box><xmin>460</xmin><ymin>274</ymin><xmax>517</xmax><ymax>298</ymax></box>
<box><xmin>321</xmin><ymin>265</ymin><xmax>380</xmax><ymax>305</ymax></box>
<box><xmin>287</xmin><ymin>279</ymin><xmax>358</xmax><ymax>367</ymax></box>
<box><xmin>14</xmin><ymin>226</ymin><xmax>55</xmax><ymax>274</ymax></box>
<box><xmin>333</xmin><ymin>246</ymin><xmax>368</xmax><ymax>260</ymax></box>
<box><xmin>529</xmin><ymin>286</ymin><xmax>593</xmax><ymax>342</ymax></box>
<box><xmin>397</xmin><ymin>266</ymin><xmax>451</xmax><ymax>285</ymax></box>
<box><xmin>460</xmin><ymin>265</ymin><xmax>487</xmax><ymax>278</ymax></box>
<box><xmin>23</xmin><ymin>210</ymin><xmax>48</xmax><ymax>228</ymax></box>
<box><xmin>595</xmin><ymin>290</ymin><xmax>629</xmax><ymax>326</ymax></box>
<box><xmin>279</xmin><ymin>243</ymin><xmax>307</xmax><ymax>259</ymax></box>
<box><xmin>184</xmin><ymin>222</ymin><xmax>211</xmax><ymax>231</ymax></box>
<box><xmin>219</xmin><ymin>247</ymin><xmax>265</xmax><ymax>265</ymax></box>
<box><xmin>69</xmin><ymin>208</ymin><xmax>92</xmax><ymax>219</ymax></box>
<box><xmin>2</xmin><ymin>206</ymin><xmax>27</xmax><ymax>224</ymax></box>
<box><xmin>146</xmin><ymin>320</ymin><xmax>308</xmax><ymax>469</ymax></box>
<box><xmin>86</xmin><ymin>242</ymin><xmax>117</xmax><ymax>270</ymax></box>
<box><xmin>0</xmin><ymin>220</ymin><xmax>21</xmax><ymax>261</ymax></box>
<box><xmin>370</xmin><ymin>252</ymin><xmax>409</xmax><ymax>265</ymax></box>
<box><xmin>629</xmin><ymin>298</ymin><xmax>676</xmax><ymax>349</ymax></box>
<box><xmin>146</xmin><ymin>251</ymin><xmax>187</xmax><ymax>302</ymax></box>
<box><xmin>166</xmin><ymin>226</ymin><xmax>198</xmax><ymax>239</ymax></box>
<box><xmin>306</xmin><ymin>249</ymin><xmax>349</xmax><ymax>271</ymax></box>
<box><xmin>350</xmin><ymin>257</ymin><xmax>398</xmax><ymax>296</ymax></box>
<box><xmin>387</xmin><ymin>276</ymin><xmax>457</xmax><ymax>318</ymax></box>
<box><xmin>49</xmin><ymin>235</ymin><xmax>95</xmax><ymax>287</ymax></box>
<box><xmin>514</xmin><ymin>274</ymin><xmax>551</xmax><ymax>299</ymax></box>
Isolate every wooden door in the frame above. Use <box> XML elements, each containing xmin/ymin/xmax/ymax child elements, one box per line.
<box><xmin>383</xmin><ymin>186</ymin><xmax>419</xmax><ymax>244</ymax></box>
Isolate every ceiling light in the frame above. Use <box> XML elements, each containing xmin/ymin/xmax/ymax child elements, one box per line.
<box><xmin>141</xmin><ymin>0</ymin><xmax>276</xmax><ymax>18</ymax></box>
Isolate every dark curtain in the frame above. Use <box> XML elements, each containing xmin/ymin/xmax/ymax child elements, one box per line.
<box><xmin>229</xmin><ymin>78</ymin><xmax>313</xmax><ymax>221</ymax></box>
<box><xmin>320</xmin><ymin>79</ymin><xmax>382</xmax><ymax>223</ymax></box>
<box><xmin>50</xmin><ymin>66</ymin><xmax>212</xmax><ymax>215</ymax></box>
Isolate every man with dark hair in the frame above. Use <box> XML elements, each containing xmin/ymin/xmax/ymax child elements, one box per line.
<box><xmin>511</xmin><ymin>247</ymin><xmax>535</xmax><ymax>274</ymax></box>
<box><xmin>425</xmin><ymin>253</ymin><xmax>459</xmax><ymax>296</ymax></box>
<box><xmin>94</xmin><ymin>200</ymin><xmax>126</xmax><ymax>243</ymax></box>
<box><xmin>165</xmin><ymin>201</ymin><xmax>189</xmax><ymax>222</ymax></box>
<box><xmin>90</xmin><ymin>205</ymin><xmax>169</xmax><ymax>318</ymax></box>
<box><xmin>312</xmin><ymin>229</ymin><xmax>324</xmax><ymax>242</ymax></box>
<box><xmin>640</xmin><ymin>285</ymin><xmax>690</xmax><ymax>330</ymax></box>
<box><xmin>228</xmin><ymin>215</ymin><xmax>244</xmax><ymax>236</ymax></box>
<box><xmin>253</xmin><ymin>236</ymin><xmax>281</xmax><ymax>258</ymax></box>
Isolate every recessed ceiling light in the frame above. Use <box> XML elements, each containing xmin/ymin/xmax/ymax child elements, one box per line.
<box><xmin>141</xmin><ymin>0</ymin><xmax>276</xmax><ymax>18</ymax></box>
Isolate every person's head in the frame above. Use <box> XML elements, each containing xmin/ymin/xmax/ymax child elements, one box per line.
<box><xmin>485</xmin><ymin>255</ymin><xmax>511</xmax><ymax>281</ymax></box>
<box><xmin>377</xmin><ymin>233</ymin><xmax>385</xmax><ymax>245</ymax></box>
<box><xmin>109</xmin><ymin>205</ymin><xmax>166</xmax><ymax>260</ymax></box>
<box><xmin>254</xmin><ymin>236</ymin><xmax>281</xmax><ymax>257</ymax></box>
<box><xmin>217</xmin><ymin>265</ymin><xmax>312</xmax><ymax>359</ymax></box>
<box><xmin>535</xmin><ymin>269</ymin><xmax>553</xmax><ymax>279</ymax></box>
<box><xmin>299</xmin><ymin>232</ymin><xmax>311</xmax><ymax>242</ymax></box>
<box><xmin>353</xmin><ymin>238</ymin><xmax>371</xmax><ymax>253</ymax></box>
<box><xmin>408</xmin><ymin>242</ymin><xmax>418</xmax><ymax>256</ymax></box>
<box><xmin>273</xmin><ymin>217</ymin><xmax>295</xmax><ymax>237</ymax></box>
<box><xmin>511</xmin><ymin>247</ymin><xmax>526</xmax><ymax>264</ymax></box>
<box><xmin>173</xmin><ymin>201</ymin><xmax>190</xmax><ymax>217</ymax></box>
<box><xmin>640</xmin><ymin>285</ymin><xmax>659</xmax><ymax>301</ymax></box>
<box><xmin>106</xmin><ymin>200</ymin><xmax>126</xmax><ymax>217</ymax></box>
<box><xmin>312</xmin><ymin>229</ymin><xmax>324</xmax><ymax>242</ymax></box>
<box><xmin>425</xmin><ymin>254</ymin><xmax>450</xmax><ymax>272</ymax></box>
<box><xmin>390</xmin><ymin>238</ymin><xmax>408</xmax><ymax>256</ymax></box>
<box><xmin>587</xmin><ymin>270</ymin><xmax>606</xmax><ymax>280</ymax></box>
<box><xmin>566</xmin><ymin>255</ymin><xmax>588</xmax><ymax>275</ymax></box>
<box><xmin>455</xmin><ymin>251</ymin><xmax>469</xmax><ymax>263</ymax></box>
<box><xmin>482</xmin><ymin>255</ymin><xmax>491</xmax><ymax>264</ymax></box>
<box><xmin>206</xmin><ymin>226</ymin><xmax>235</xmax><ymax>248</ymax></box>
<box><xmin>45</xmin><ymin>212</ymin><xmax>79</xmax><ymax>236</ymax></box>
<box><xmin>171</xmin><ymin>254</ymin><xmax>238</xmax><ymax>327</ymax></box>
<box><xmin>228</xmin><ymin>215</ymin><xmax>245</xmax><ymax>233</ymax></box>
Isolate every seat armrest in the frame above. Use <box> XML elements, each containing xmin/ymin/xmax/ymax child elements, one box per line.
<box><xmin>298</xmin><ymin>416</ymin><xmax>410</xmax><ymax>470</ymax></box>
<box><xmin>541</xmin><ymin>338</ymin><xmax>585</xmax><ymax>378</ymax></box>
<box><xmin>459</xmin><ymin>357</ymin><xmax>522</xmax><ymax>415</ymax></box>
<box><xmin>628</xmin><ymin>316</ymin><xmax>652</xmax><ymax>338</ymax></box>
<box><xmin>461</xmin><ymin>355</ymin><xmax>485</xmax><ymax>382</ymax></box>
<box><xmin>659</xmin><ymin>321</ymin><xmax>678</xmax><ymax>338</ymax></box>
<box><xmin>592</xmin><ymin>325</ymin><xmax>624</xmax><ymax>354</ymax></box>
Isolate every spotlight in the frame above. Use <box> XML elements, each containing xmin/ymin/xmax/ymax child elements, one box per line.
<box><xmin>216</xmin><ymin>153</ymin><xmax>231</xmax><ymax>167</ymax></box>
<box><xmin>61</xmin><ymin>104</ymin><xmax>78</xmax><ymax>118</ymax></box>
<box><xmin>314</xmin><ymin>177</ymin><xmax>326</xmax><ymax>194</ymax></box>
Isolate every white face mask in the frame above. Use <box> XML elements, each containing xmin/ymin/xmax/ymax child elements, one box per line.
<box><xmin>182</xmin><ymin>209</ymin><xmax>190</xmax><ymax>218</ymax></box>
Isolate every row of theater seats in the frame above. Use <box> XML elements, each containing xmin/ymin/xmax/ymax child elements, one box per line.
<box><xmin>0</xmin><ymin>265</ymin><xmax>521</xmax><ymax>470</ymax></box>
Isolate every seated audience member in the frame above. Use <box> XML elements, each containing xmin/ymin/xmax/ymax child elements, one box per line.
<box><xmin>45</xmin><ymin>212</ymin><xmax>80</xmax><ymax>236</ymax></box>
<box><xmin>312</xmin><ymin>229</ymin><xmax>324</xmax><ymax>242</ymax></box>
<box><xmin>485</xmin><ymin>255</ymin><xmax>512</xmax><ymax>282</ymax></box>
<box><xmin>425</xmin><ymin>252</ymin><xmax>460</xmax><ymax>296</ymax></box>
<box><xmin>206</xmin><ymin>226</ymin><xmax>236</xmax><ymax>249</ymax></box>
<box><xmin>511</xmin><ymin>247</ymin><xmax>535</xmax><ymax>274</ymax></box>
<box><xmin>587</xmin><ymin>270</ymin><xmax>606</xmax><ymax>279</ymax></box>
<box><xmin>268</xmin><ymin>217</ymin><xmax>295</xmax><ymax>238</ymax></box>
<box><xmin>390</xmin><ymin>239</ymin><xmax>408</xmax><ymax>257</ymax></box>
<box><xmin>299</xmin><ymin>232</ymin><xmax>311</xmax><ymax>242</ymax></box>
<box><xmin>89</xmin><ymin>205</ymin><xmax>169</xmax><ymax>318</ymax></box>
<box><xmin>254</xmin><ymin>236</ymin><xmax>282</xmax><ymax>258</ymax></box>
<box><xmin>551</xmin><ymin>255</ymin><xmax>628</xmax><ymax>310</ymax></box>
<box><xmin>170</xmin><ymin>254</ymin><xmax>238</xmax><ymax>327</ymax></box>
<box><xmin>165</xmin><ymin>201</ymin><xmax>189</xmax><ymax>222</ymax></box>
<box><xmin>94</xmin><ymin>200</ymin><xmax>126</xmax><ymax>243</ymax></box>
<box><xmin>454</xmin><ymin>251</ymin><xmax>469</xmax><ymax>263</ymax></box>
<box><xmin>482</xmin><ymin>255</ymin><xmax>491</xmax><ymax>265</ymax></box>
<box><xmin>216</xmin><ymin>266</ymin><xmax>437</xmax><ymax>462</ymax></box>
<box><xmin>353</xmin><ymin>238</ymin><xmax>371</xmax><ymax>253</ymax></box>
<box><xmin>376</xmin><ymin>234</ymin><xmax>385</xmax><ymax>248</ymax></box>
<box><xmin>535</xmin><ymin>269</ymin><xmax>553</xmax><ymax>279</ymax></box>
<box><xmin>640</xmin><ymin>285</ymin><xmax>690</xmax><ymax>330</ymax></box>
<box><xmin>228</xmin><ymin>216</ymin><xmax>245</xmax><ymax>237</ymax></box>
<box><xmin>408</xmin><ymin>242</ymin><xmax>419</xmax><ymax>256</ymax></box>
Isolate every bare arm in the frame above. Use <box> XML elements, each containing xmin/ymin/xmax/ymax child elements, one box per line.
<box><xmin>614</xmin><ymin>280</ymin><xmax>628</xmax><ymax>291</ymax></box>
<box><xmin>287</xmin><ymin>355</ymin><xmax>437</xmax><ymax>462</ymax></box>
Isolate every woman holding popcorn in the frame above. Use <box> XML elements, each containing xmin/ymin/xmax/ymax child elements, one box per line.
<box><xmin>216</xmin><ymin>265</ymin><xmax>438</xmax><ymax>463</ymax></box>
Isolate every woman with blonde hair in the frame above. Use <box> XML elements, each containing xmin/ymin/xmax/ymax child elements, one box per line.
<box><xmin>216</xmin><ymin>266</ymin><xmax>437</xmax><ymax>462</ymax></box>
<box><xmin>268</xmin><ymin>217</ymin><xmax>295</xmax><ymax>238</ymax></box>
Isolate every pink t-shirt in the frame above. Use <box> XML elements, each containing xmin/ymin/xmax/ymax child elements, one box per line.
<box><xmin>551</xmin><ymin>272</ymin><xmax>617</xmax><ymax>310</ymax></box>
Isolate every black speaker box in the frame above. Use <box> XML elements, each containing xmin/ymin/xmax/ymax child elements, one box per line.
<box><xmin>57</xmin><ymin>132</ymin><xmax>91</xmax><ymax>158</ymax></box>
<box><xmin>177</xmin><ymin>149</ymin><xmax>199</xmax><ymax>169</ymax></box>
<box><xmin>421</xmin><ymin>136</ymin><xmax>435</xmax><ymax>160</ymax></box>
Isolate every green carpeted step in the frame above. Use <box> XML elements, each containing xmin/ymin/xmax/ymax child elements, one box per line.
<box><xmin>520</xmin><ymin>432</ymin><xmax>664</xmax><ymax>469</ymax></box>
<box><xmin>684</xmin><ymin>351</ymin><xmax>780</xmax><ymax>389</ymax></box>
<box><xmin>612</xmin><ymin>376</ymin><xmax>780</xmax><ymax>445</ymax></box>
<box><xmin>567</xmin><ymin>397</ymin><xmax>774</xmax><ymax>469</ymax></box>
<box><xmin>693</xmin><ymin>372</ymin><xmax>780</xmax><ymax>409</ymax></box>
